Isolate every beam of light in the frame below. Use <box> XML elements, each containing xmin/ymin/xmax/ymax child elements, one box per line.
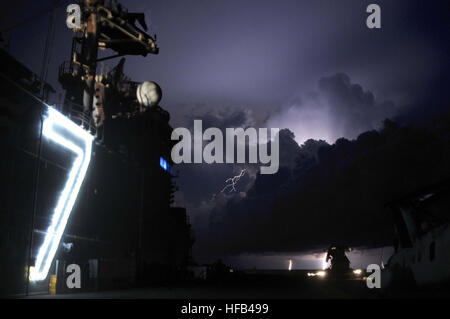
<box><xmin>288</xmin><ymin>259</ymin><xmax>293</xmax><ymax>271</ymax></box>
<box><xmin>220</xmin><ymin>169</ymin><xmax>246</xmax><ymax>193</ymax></box>
<box><xmin>29</xmin><ymin>107</ymin><xmax>93</xmax><ymax>281</ymax></box>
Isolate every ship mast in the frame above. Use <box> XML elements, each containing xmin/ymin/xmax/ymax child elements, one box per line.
<box><xmin>60</xmin><ymin>0</ymin><xmax>159</xmax><ymax>133</ymax></box>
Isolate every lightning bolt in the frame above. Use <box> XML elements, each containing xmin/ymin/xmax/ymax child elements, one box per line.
<box><xmin>220</xmin><ymin>169</ymin><xmax>246</xmax><ymax>194</ymax></box>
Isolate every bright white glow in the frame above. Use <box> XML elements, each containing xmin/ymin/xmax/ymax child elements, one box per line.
<box><xmin>322</xmin><ymin>254</ymin><xmax>329</xmax><ymax>270</ymax></box>
<box><xmin>30</xmin><ymin>107</ymin><xmax>93</xmax><ymax>281</ymax></box>
<box><xmin>288</xmin><ymin>259</ymin><xmax>293</xmax><ymax>271</ymax></box>
<box><xmin>307</xmin><ymin>270</ymin><xmax>327</xmax><ymax>277</ymax></box>
<box><xmin>316</xmin><ymin>271</ymin><xmax>326</xmax><ymax>277</ymax></box>
<box><xmin>353</xmin><ymin>269</ymin><xmax>362</xmax><ymax>275</ymax></box>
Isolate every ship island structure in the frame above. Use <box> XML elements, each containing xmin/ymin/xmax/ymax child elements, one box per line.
<box><xmin>0</xmin><ymin>0</ymin><xmax>194</xmax><ymax>296</ymax></box>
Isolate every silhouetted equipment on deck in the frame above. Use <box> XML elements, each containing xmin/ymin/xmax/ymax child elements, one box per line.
<box><xmin>326</xmin><ymin>245</ymin><xmax>350</xmax><ymax>274</ymax></box>
<box><xmin>382</xmin><ymin>179</ymin><xmax>450</xmax><ymax>288</ymax></box>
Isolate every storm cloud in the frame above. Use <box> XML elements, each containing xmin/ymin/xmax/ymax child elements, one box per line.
<box><xmin>198</xmin><ymin>114</ymin><xmax>450</xmax><ymax>262</ymax></box>
<box><xmin>172</xmin><ymin>72</ymin><xmax>449</xmax><ymax>264</ymax></box>
<box><xmin>267</xmin><ymin>73</ymin><xmax>397</xmax><ymax>145</ymax></box>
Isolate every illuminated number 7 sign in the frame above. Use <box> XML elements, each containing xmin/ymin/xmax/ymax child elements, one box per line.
<box><xmin>30</xmin><ymin>107</ymin><xmax>94</xmax><ymax>281</ymax></box>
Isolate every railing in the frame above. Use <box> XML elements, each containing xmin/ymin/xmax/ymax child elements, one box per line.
<box><xmin>63</xmin><ymin>99</ymin><xmax>97</xmax><ymax>135</ymax></box>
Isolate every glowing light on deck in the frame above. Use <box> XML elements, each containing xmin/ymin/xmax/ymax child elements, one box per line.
<box><xmin>353</xmin><ymin>269</ymin><xmax>362</xmax><ymax>275</ymax></box>
<box><xmin>316</xmin><ymin>271</ymin><xmax>326</xmax><ymax>277</ymax></box>
<box><xmin>307</xmin><ymin>270</ymin><xmax>327</xmax><ymax>277</ymax></box>
<box><xmin>29</xmin><ymin>107</ymin><xmax>93</xmax><ymax>281</ymax></box>
<box><xmin>288</xmin><ymin>259</ymin><xmax>293</xmax><ymax>271</ymax></box>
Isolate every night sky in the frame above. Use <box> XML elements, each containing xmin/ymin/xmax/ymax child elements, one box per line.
<box><xmin>1</xmin><ymin>0</ymin><xmax>449</xmax><ymax>269</ymax></box>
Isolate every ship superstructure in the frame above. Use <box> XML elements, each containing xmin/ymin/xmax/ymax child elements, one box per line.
<box><xmin>0</xmin><ymin>0</ymin><xmax>193</xmax><ymax>296</ymax></box>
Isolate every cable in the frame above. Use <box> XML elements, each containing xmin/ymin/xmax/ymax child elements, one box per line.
<box><xmin>40</xmin><ymin>0</ymin><xmax>56</xmax><ymax>91</ymax></box>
